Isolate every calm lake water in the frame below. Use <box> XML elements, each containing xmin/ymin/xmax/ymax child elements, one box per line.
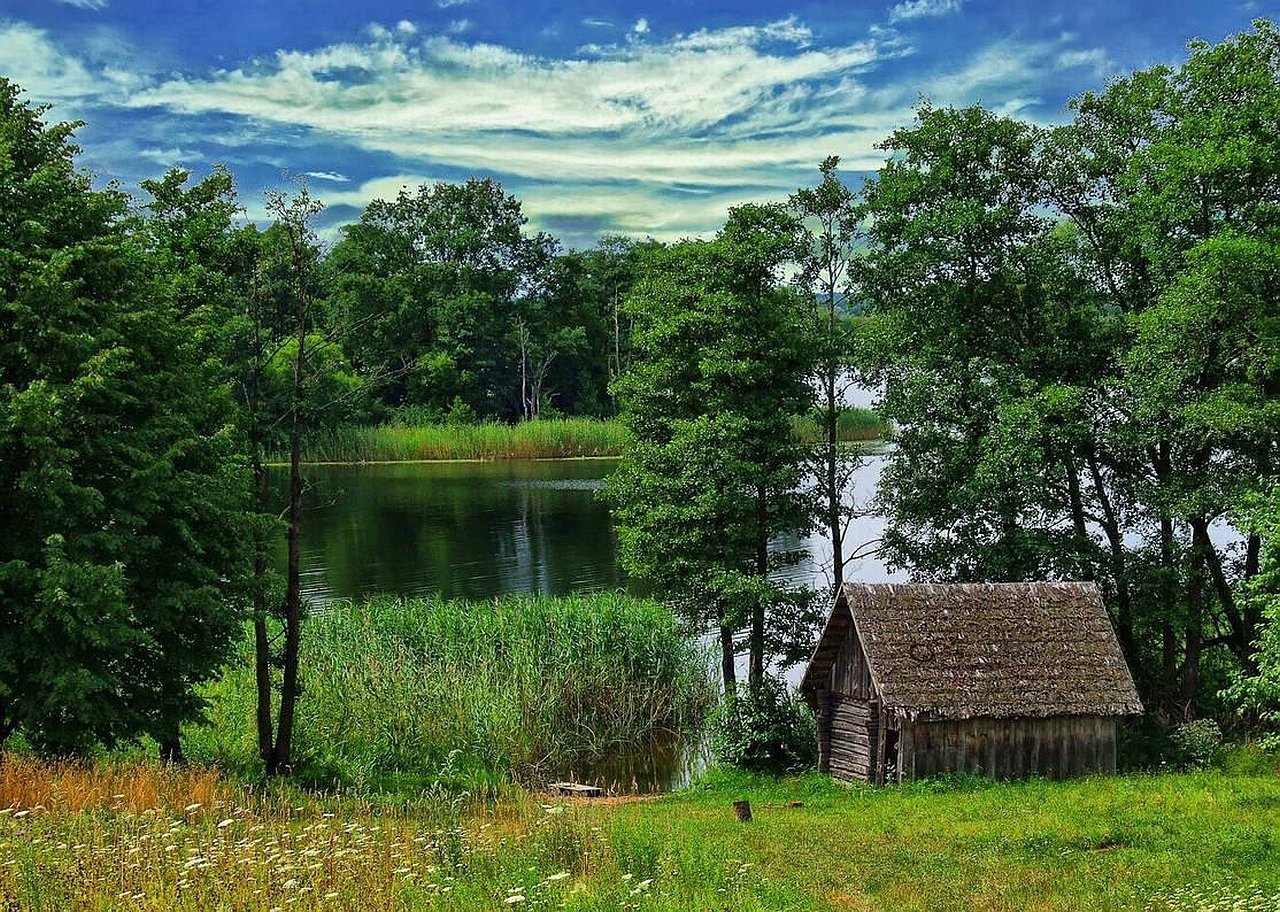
<box><xmin>286</xmin><ymin>453</ymin><xmax>897</xmax><ymax>605</ymax></box>
<box><xmin>276</xmin><ymin>452</ymin><xmax>898</xmax><ymax>792</ymax></box>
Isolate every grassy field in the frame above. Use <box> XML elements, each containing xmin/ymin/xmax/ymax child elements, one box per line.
<box><xmin>3</xmin><ymin>758</ymin><xmax>1279</xmax><ymax>911</ymax></box>
<box><xmin>289</xmin><ymin>410</ymin><xmax>888</xmax><ymax>463</ymax></box>
<box><xmin>186</xmin><ymin>596</ymin><xmax>716</xmax><ymax>794</ymax></box>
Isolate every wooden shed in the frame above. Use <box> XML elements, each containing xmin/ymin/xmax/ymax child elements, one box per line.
<box><xmin>800</xmin><ymin>582</ymin><xmax>1143</xmax><ymax>784</ymax></box>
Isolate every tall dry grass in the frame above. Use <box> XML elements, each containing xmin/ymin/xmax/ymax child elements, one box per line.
<box><xmin>0</xmin><ymin>756</ymin><xmax>227</xmax><ymax>814</ymax></box>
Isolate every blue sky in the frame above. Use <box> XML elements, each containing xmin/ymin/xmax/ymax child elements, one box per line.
<box><xmin>2</xmin><ymin>0</ymin><xmax>1275</xmax><ymax>247</ymax></box>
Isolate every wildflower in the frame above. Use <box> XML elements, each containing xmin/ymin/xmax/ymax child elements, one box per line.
<box><xmin>504</xmin><ymin>896</ymin><xmax>525</xmax><ymax>905</ymax></box>
<box><xmin>546</xmin><ymin>872</ymin><xmax>570</xmax><ymax>882</ymax></box>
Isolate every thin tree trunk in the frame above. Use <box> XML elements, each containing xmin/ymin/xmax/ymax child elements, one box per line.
<box><xmin>824</xmin><ymin>347</ymin><xmax>842</xmax><ymax>589</ymax></box>
<box><xmin>750</xmin><ymin>483</ymin><xmax>768</xmax><ymax>689</ymax></box>
<box><xmin>272</xmin><ymin>334</ymin><xmax>304</xmax><ymax>776</ymax></box>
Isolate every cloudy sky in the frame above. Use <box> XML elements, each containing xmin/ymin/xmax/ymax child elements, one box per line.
<box><xmin>1</xmin><ymin>0</ymin><xmax>1275</xmax><ymax>246</ymax></box>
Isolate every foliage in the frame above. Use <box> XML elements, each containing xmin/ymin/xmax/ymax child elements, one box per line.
<box><xmin>857</xmin><ymin>22</ymin><xmax>1280</xmax><ymax>719</ymax></box>
<box><xmin>607</xmin><ymin>205</ymin><xmax>818</xmax><ymax>693</ymax></box>
<box><xmin>1169</xmin><ymin>719</ymin><xmax>1224</xmax><ymax>770</ymax></box>
<box><xmin>710</xmin><ymin>676</ymin><xmax>817</xmax><ymax>775</ymax></box>
<box><xmin>186</xmin><ymin>595</ymin><xmax>716</xmax><ymax>792</ymax></box>
<box><xmin>0</xmin><ymin>79</ymin><xmax>251</xmax><ymax>754</ymax></box>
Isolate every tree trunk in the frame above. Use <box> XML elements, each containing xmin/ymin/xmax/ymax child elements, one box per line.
<box><xmin>159</xmin><ymin>735</ymin><xmax>186</xmax><ymax>766</ymax></box>
<box><xmin>249</xmin><ymin>405</ymin><xmax>275</xmax><ymax>767</ymax></box>
<box><xmin>750</xmin><ymin>483</ymin><xmax>768</xmax><ymax>689</ymax></box>
<box><xmin>824</xmin><ymin>358</ymin><xmax>842</xmax><ymax>589</ymax></box>
<box><xmin>270</xmin><ymin>268</ymin><xmax>308</xmax><ymax>778</ymax></box>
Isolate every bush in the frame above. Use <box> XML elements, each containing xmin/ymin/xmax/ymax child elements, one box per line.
<box><xmin>711</xmin><ymin>675</ymin><xmax>818</xmax><ymax>775</ymax></box>
<box><xmin>1169</xmin><ymin>719</ymin><xmax>1224</xmax><ymax>770</ymax></box>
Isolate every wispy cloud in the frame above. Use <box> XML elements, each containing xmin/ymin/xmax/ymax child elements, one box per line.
<box><xmin>56</xmin><ymin>0</ymin><xmax>110</xmax><ymax>10</ymax></box>
<box><xmin>304</xmin><ymin>170</ymin><xmax>351</xmax><ymax>182</ymax></box>
<box><xmin>1</xmin><ymin>13</ymin><xmax>1109</xmax><ymax>241</ymax></box>
<box><xmin>888</xmin><ymin>0</ymin><xmax>961</xmax><ymax>24</ymax></box>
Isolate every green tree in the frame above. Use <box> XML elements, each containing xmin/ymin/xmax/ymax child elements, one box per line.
<box><xmin>790</xmin><ymin>156</ymin><xmax>863</xmax><ymax>589</ymax></box>
<box><xmin>0</xmin><ymin>81</ymin><xmax>250</xmax><ymax>754</ymax></box>
<box><xmin>858</xmin><ymin>20</ymin><xmax>1280</xmax><ymax>719</ymax></box>
<box><xmin>607</xmin><ymin>205</ymin><xmax>815</xmax><ymax>700</ymax></box>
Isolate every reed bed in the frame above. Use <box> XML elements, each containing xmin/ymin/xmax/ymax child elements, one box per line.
<box><xmin>295</xmin><ymin>419</ymin><xmax>633</xmax><ymax>463</ymax></box>
<box><xmin>290</xmin><ymin>410</ymin><xmax>887</xmax><ymax>464</ymax></box>
<box><xmin>188</xmin><ymin>595</ymin><xmax>716</xmax><ymax>794</ymax></box>
<box><xmin>792</xmin><ymin>406</ymin><xmax>889</xmax><ymax>445</ymax></box>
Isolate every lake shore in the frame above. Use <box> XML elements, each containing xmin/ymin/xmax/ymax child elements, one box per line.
<box><xmin>3</xmin><ymin>757</ymin><xmax>1277</xmax><ymax>910</ymax></box>
<box><xmin>277</xmin><ymin>412</ymin><xmax>889</xmax><ymax>465</ymax></box>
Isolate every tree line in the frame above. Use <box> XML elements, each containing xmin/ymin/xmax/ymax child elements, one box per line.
<box><xmin>608</xmin><ymin>20</ymin><xmax>1280</xmax><ymax>738</ymax></box>
<box><xmin>2</xmin><ymin>19</ymin><xmax>1280</xmax><ymax>772</ymax></box>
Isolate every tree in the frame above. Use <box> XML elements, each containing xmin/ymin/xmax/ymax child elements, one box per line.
<box><xmin>326</xmin><ymin>178</ymin><xmax>559</xmax><ymax>419</ymax></box>
<box><xmin>857</xmin><ymin>20</ymin><xmax>1280</xmax><ymax>720</ymax></box>
<box><xmin>607</xmin><ymin>205</ymin><xmax>815</xmax><ymax>703</ymax></box>
<box><xmin>0</xmin><ymin>80</ymin><xmax>250</xmax><ymax>754</ymax></box>
<box><xmin>790</xmin><ymin>156</ymin><xmax>863</xmax><ymax>589</ymax></box>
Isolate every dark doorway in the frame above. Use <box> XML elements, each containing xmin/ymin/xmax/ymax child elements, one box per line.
<box><xmin>883</xmin><ymin>729</ymin><xmax>900</xmax><ymax>784</ymax></box>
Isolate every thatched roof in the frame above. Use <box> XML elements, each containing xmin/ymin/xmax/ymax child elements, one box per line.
<box><xmin>801</xmin><ymin>582</ymin><xmax>1143</xmax><ymax>721</ymax></box>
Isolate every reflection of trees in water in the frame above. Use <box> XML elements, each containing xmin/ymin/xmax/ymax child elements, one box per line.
<box><xmin>282</xmin><ymin>461</ymin><xmax>625</xmax><ymax>604</ymax></box>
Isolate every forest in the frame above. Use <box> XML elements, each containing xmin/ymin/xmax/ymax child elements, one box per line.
<box><xmin>0</xmin><ymin>16</ymin><xmax>1279</xmax><ymax>912</ymax></box>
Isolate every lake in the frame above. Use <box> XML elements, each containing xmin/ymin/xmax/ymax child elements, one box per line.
<box><xmin>287</xmin><ymin>453</ymin><xmax>897</xmax><ymax>606</ymax></box>
<box><xmin>278</xmin><ymin>452</ymin><xmax>899</xmax><ymax>792</ymax></box>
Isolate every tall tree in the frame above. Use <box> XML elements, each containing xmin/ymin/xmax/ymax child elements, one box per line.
<box><xmin>790</xmin><ymin>156</ymin><xmax>863</xmax><ymax>589</ymax></box>
<box><xmin>608</xmin><ymin>205</ymin><xmax>815</xmax><ymax>700</ymax></box>
<box><xmin>858</xmin><ymin>19</ymin><xmax>1280</xmax><ymax>719</ymax></box>
<box><xmin>0</xmin><ymin>80</ymin><xmax>250</xmax><ymax>754</ymax></box>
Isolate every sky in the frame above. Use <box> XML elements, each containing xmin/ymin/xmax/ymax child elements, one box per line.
<box><xmin>1</xmin><ymin>0</ymin><xmax>1276</xmax><ymax>248</ymax></box>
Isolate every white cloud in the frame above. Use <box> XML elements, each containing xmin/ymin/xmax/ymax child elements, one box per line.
<box><xmin>303</xmin><ymin>170</ymin><xmax>351</xmax><ymax>182</ymax></box>
<box><xmin>0</xmin><ymin>20</ymin><xmax>142</xmax><ymax>105</ymax></box>
<box><xmin>447</xmin><ymin>19</ymin><xmax>472</xmax><ymax>35</ymax></box>
<box><xmin>888</xmin><ymin>0</ymin><xmax>961</xmax><ymax>24</ymax></box>
<box><xmin>138</xmin><ymin>146</ymin><xmax>204</xmax><ymax>165</ymax></box>
<box><xmin>56</xmin><ymin>0</ymin><xmax>109</xmax><ymax>10</ymax></box>
<box><xmin>633</xmin><ymin>18</ymin><xmax>650</xmax><ymax>36</ymax></box>
<box><xmin>2</xmin><ymin>13</ymin><xmax>1112</xmax><ymax>239</ymax></box>
<box><xmin>435</xmin><ymin>0</ymin><xmax>471</xmax><ymax>7</ymax></box>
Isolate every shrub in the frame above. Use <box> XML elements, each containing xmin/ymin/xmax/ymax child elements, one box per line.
<box><xmin>1169</xmin><ymin>719</ymin><xmax>1224</xmax><ymax>769</ymax></box>
<box><xmin>711</xmin><ymin>675</ymin><xmax>818</xmax><ymax>775</ymax></box>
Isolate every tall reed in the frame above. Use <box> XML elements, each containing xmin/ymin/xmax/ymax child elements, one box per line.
<box><xmin>294</xmin><ymin>418</ymin><xmax>633</xmax><ymax>463</ymax></box>
<box><xmin>791</xmin><ymin>406</ymin><xmax>889</xmax><ymax>444</ymax></box>
<box><xmin>188</xmin><ymin>595</ymin><xmax>716</xmax><ymax>793</ymax></box>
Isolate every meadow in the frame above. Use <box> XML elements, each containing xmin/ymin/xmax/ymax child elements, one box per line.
<box><xmin>3</xmin><ymin>757</ymin><xmax>1279</xmax><ymax>911</ymax></box>
<box><xmin>287</xmin><ymin>410</ymin><xmax>888</xmax><ymax>463</ymax></box>
<box><xmin>185</xmin><ymin>595</ymin><xmax>716</xmax><ymax>795</ymax></box>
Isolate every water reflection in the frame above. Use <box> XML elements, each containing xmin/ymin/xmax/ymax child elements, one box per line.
<box><xmin>283</xmin><ymin>453</ymin><xmax>898</xmax><ymax>606</ymax></box>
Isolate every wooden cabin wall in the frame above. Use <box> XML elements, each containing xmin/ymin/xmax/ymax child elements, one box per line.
<box><xmin>827</xmin><ymin>695</ymin><xmax>879</xmax><ymax>780</ymax></box>
<box><xmin>824</xmin><ymin>626</ymin><xmax>880</xmax><ymax>781</ymax></box>
<box><xmin>899</xmin><ymin>715</ymin><xmax>1117</xmax><ymax>782</ymax></box>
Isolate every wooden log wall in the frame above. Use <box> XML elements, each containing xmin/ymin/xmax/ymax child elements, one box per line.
<box><xmin>900</xmin><ymin>715</ymin><xmax>1118</xmax><ymax>782</ymax></box>
<box><xmin>827</xmin><ymin>695</ymin><xmax>878</xmax><ymax>781</ymax></box>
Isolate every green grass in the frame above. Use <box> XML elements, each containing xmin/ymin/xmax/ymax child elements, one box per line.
<box><xmin>186</xmin><ymin>595</ymin><xmax>717</xmax><ymax>794</ymax></box>
<box><xmin>294</xmin><ymin>418</ymin><xmax>633</xmax><ymax>462</ymax></box>
<box><xmin>4</xmin><ymin>759</ymin><xmax>1280</xmax><ymax>910</ymax></box>
<box><xmin>288</xmin><ymin>410</ymin><xmax>890</xmax><ymax>464</ymax></box>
